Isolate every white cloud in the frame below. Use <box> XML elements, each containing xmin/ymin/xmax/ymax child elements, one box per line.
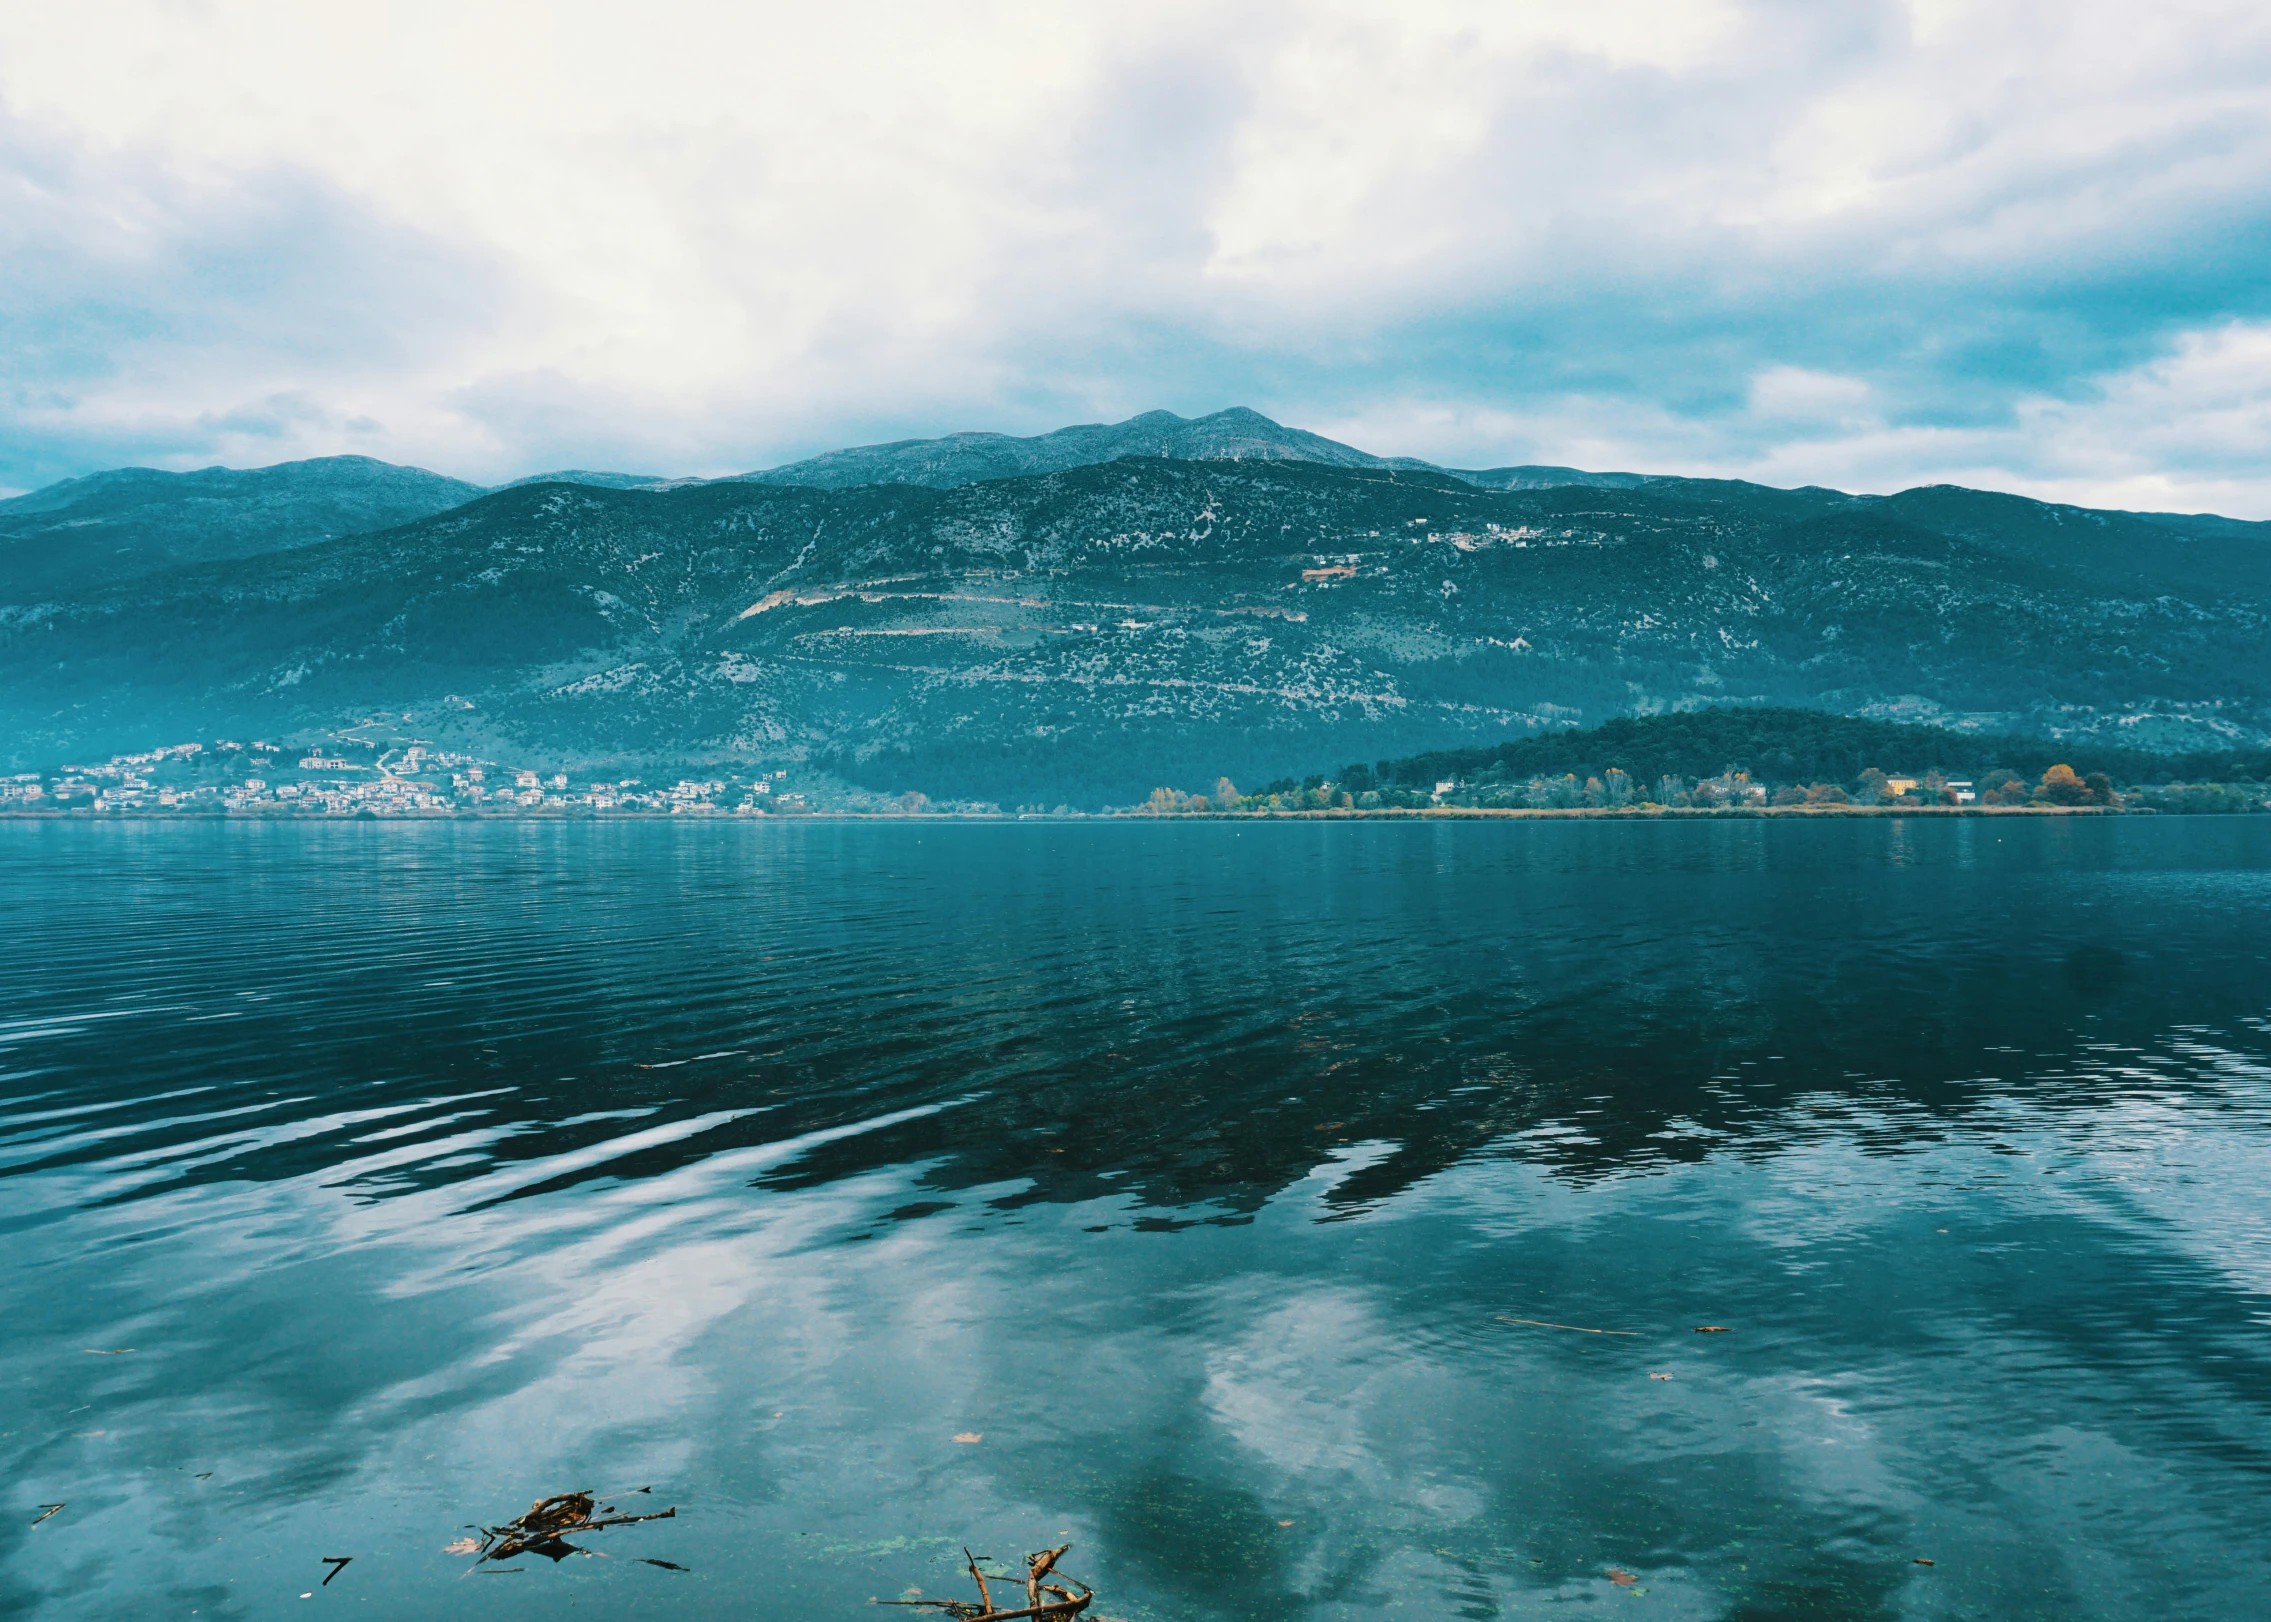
<box><xmin>0</xmin><ymin>0</ymin><xmax>2267</xmax><ymax>507</ymax></box>
<box><xmin>1316</xmin><ymin>322</ymin><xmax>2271</xmax><ymax>514</ymax></box>
<box><xmin>1727</xmin><ymin>320</ymin><xmax>2271</xmax><ymax>511</ymax></box>
<box><xmin>1746</xmin><ymin>366</ymin><xmax>1877</xmax><ymax>427</ymax></box>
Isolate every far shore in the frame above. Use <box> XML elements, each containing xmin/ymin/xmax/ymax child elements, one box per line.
<box><xmin>0</xmin><ymin>803</ymin><xmax>2159</xmax><ymax>823</ymax></box>
<box><xmin>1118</xmin><ymin>802</ymin><xmax>2125</xmax><ymax>820</ymax></box>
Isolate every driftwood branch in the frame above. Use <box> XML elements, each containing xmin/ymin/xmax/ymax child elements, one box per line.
<box><xmin>878</xmin><ymin>1543</ymin><xmax>1094</xmax><ymax>1621</ymax></box>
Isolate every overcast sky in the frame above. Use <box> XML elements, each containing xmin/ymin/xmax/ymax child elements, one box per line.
<box><xmin>4</xmin><ymin>0</ymin><xmax>2270</xmax><ymax>512</ymax></box>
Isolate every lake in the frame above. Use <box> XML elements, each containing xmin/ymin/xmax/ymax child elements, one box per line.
<box><xmin>3</xmin><ymin>817</ymin><xmax>2268</xmax><ymax>1620</ymax></box>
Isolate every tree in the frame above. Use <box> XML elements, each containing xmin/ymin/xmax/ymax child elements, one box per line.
<box><xmin>2084</xmin><ymin>772</ymin><xmax>2114</xmax><ymax>806</ymax></box>
<box><xmin>1854</xmin><ymin>767</ymin><xmax>1890</xmax><ymax>804</ymax></box>
<box><xmin>1807</xmin><ymin>783</ymin><xmax>1850</xmax><ymax>804</ymax></box>
<box><xmin>2035</xmin><ymin>764</ymin><xmax>2090</xmax><ymax>806</ymax></box>
<box><xmin>1213</xmin><ymin>776</ymin><xmax>1240</xmax><ymax>806</ymax></box>
<box><xmin>1771</xmin><ymin>784</ymin><xmax>1809</xmax><ymax>805</ymax></box>
<box><xmin>1604</xmin><ymin>767</ymin><xmax>1634</xmax><ymax>807</ymax></box>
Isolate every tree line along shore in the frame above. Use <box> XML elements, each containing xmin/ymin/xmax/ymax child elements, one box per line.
<box><xmin>1131</xmin><ymin>707</ymin><xmax>2271</xmax><ymax>817</ymax></box>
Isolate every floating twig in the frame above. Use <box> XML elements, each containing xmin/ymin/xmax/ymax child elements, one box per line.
<box><xmin>1496</xmin><ymin>1317</ymin><xmax>1636</xmax><ymax>1336</ymax></box>
<box><xmin>30</xmin><ymin>1504</ymin><xmax>65</xmax><ymax>1528</ymax></box>
<box><xmin>880</xmin><ymin>1543</ymin><xmax>1094</xmax><ymax>1621</ymax></box>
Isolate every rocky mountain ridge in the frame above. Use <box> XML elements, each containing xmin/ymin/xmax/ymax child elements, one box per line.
<box><xmin>9</xmin><ymin>409</ymin><xmax>2264</xmax><ymax>604</ymax></box>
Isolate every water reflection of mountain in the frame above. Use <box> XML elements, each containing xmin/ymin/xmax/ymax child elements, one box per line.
<box><xmin>4</xmin><ymin>819</ymin><xmax>2267</xmax><ymax>1227</ymax></box>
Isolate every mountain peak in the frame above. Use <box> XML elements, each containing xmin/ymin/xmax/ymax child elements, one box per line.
<box><xmin>739</xmin><ymin>406</ymin><xmax>1390</xmax><ymax>490</ymax></box>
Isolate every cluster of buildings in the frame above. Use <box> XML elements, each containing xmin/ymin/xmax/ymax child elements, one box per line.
<box><xmin>0</xmin><ymin>739</ymin><xmax>814</xmax><ymax>818</ymax></box>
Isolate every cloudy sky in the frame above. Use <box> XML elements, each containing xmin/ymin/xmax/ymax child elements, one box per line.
<box><xmin>4</xmin><ymin>0</ymin><xmax>2270</xmax><ymax>512</ymax></box>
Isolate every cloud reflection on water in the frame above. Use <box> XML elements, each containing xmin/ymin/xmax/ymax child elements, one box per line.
<box><xmin>2</xmin><ymin>818</ymin><xmax>2269</xmax><ymax>1619</ymax></box>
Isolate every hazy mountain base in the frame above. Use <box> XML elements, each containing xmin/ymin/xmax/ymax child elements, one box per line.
<box><xmin>2</xmin><ymin>459</ymin><xmax>2267</xmax><ymax>802</ymax></box>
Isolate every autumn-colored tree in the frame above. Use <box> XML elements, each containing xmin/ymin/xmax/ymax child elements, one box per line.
<box><xmin>1770</xmin><ymin>784</ymin><xmax>1809</xmax><ymax>805</ymax></box>
<box><xmin>1806</xmin><ymin>783</ymin><xmax>1851</xmax><ymax>804</ymax></box>
<box><xmin>1854</xmin><ymin>768</ymin><xmax>1890</xmax><ymax>804</ymax></box>
<box><xmin>2036</xmin><ymin>764</ymin><xmax>2090</xmax><ymax>806</ymax></box>
<box><xmin>1213</xmin><ymin>777</ymin><xmax>1240</xmax><ymax>807</ymax></box>
<box><xmin>1979</xmin><ymin>769</ymin><xmax>2028</xmax><ymax>805</ymax></box>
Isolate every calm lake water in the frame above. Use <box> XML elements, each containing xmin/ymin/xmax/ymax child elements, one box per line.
<box><xmin>3</xmin><ymin>818</ymin><xmax>2269</xmax><ymax>1621</ymax></box>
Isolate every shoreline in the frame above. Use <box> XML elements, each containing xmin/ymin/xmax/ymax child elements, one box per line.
<box><xmin>0</xmin><ymin>804</ymin><xmax>2150</xmax><ymax>823</ymax></box>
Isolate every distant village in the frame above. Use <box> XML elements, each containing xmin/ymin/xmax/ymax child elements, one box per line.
<box><xmin>0</xmin><ymin>737</ymin><xmax>852</xmax><ymax>818</ymax></box>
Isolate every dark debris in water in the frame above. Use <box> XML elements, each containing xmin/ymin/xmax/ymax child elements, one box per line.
<box><xmin>879</xmin><ymin>1544</ymin><xmax>1094</xmax><ymax>1621</ymax></box>
<box><xmin>457</xmin><ymin>1487</ymin><xmax>678</xmax><ymax>1570</ymax></box>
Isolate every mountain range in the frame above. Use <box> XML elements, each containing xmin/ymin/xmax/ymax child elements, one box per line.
<box><xmin>2</xmin><ymin>410</ymin><xmax>2267</xmax><ymax>798</ymax></box>
<box><xmin>2</xmin><ymin>408</ymin><xmax>1639</xmax><ymax>600</ymax></box>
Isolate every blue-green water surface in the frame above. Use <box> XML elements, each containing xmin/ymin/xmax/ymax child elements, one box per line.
<box><xmin>3</xmin><ymin>818</ymin><xmax>2269</xmax><ymax>1620</ymax></box>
